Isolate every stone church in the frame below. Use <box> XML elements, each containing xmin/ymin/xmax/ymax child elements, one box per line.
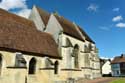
<box><xmin>0</xmin><ymin>5</ymin><xmax>101</xmax><ymax>83</ymax></box>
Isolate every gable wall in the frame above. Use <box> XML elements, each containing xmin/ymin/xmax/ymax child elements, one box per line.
<box><xmin>29</xmin><ymin>6</ymin><xmax>45</xmax><ymax>31</ymax></box>
<box><xmin>102</xmin><ymin>61</ymin><xmax>111</xmax><ymax>74</ymax></box>
<box><xmin>45</xmin><ymin>14</ymin><xmax>63</xmax><ymax>44</ymax></box>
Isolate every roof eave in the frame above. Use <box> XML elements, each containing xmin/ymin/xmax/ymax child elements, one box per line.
<box><xmin>0</xmin><ymin>47</ymin><xmax>62</xmax><ymax>59</ymax></box>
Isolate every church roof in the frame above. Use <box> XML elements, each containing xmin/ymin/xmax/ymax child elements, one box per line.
<box><xmin>77</xmin><ymin>26</ymin><xmax>95</xmax><ymax>44</ymax></box>
<box><xmin>54</xmin><ymin>15</ymin><xmax>85</xmax><ymax>42</ymax></box>
<box><xmin>35</xmin><ymin>7</ymin><xmax>95</xmax><ymax>43</ymax></box>
<box><xmin>0</xmin><ymin>8</ymin><xmax>61</xmax><ymax>59</ymax></box>
<box><xmin>36</xmin><ymin>7</ymin><xmax>50</xmax><ymax>26</ymax></box>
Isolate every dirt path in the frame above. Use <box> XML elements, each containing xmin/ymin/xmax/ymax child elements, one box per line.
<box><xmin>77</xmin><ymin>77</ymin><xmax>118</xmax><ymax>83</ymax></box>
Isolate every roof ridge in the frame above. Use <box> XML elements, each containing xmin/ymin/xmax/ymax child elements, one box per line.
<box><xmin>35</xmin><ymin>6</ymin><xmax>49</xmax><ymax>14</ymax></box>
<box><xmin>0</xmin><ymin>8</ymin><xmax>32</xmax><ymax>22</ymax></box>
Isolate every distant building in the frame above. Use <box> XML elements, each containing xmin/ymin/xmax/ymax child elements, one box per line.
<box><xmin>100</xmin><ymin>59</ymin><xmax>111</xmax><ymax>76</ymax></box>
<box><xmin>111</xmin><ymin>54</ymin><xmax>125</xmax><ymax>76</ymax></box>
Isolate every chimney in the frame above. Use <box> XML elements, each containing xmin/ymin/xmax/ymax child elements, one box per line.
<box><xmin>121</xmin><ymin>54</ymin><xmax>124</xmax><ymax>58</ymax></box>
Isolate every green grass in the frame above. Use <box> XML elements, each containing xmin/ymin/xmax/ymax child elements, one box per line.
<box><xmin>109</xmin><ymin>78</ymin><xmax>125</xmax><ymax>83</ymax></box>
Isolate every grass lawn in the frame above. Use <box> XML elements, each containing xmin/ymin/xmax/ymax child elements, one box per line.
<box><xmin>109</xmin><ymin>78</ymin><xmax>125</xmax><ymax>83</ymax></box>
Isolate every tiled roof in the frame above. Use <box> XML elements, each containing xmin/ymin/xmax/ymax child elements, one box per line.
<box><xmin>36</xmin><ymin>7</ymin><xmax>95</xmax><ymax>43</ymax></box>
<box><xmin>54</xmin><ymin>15</ymin><xmax>85</xmax><ymax>42</ymax></box>
<box><xmin>111</xmin><ymin>55</ymin><xmax>125</xmax><ymax>64</ymax></box>
<box><xmin>36</xmin><ymin>7</ymin><xmax>50</xmax><ymax>26</ymax></box>
<box><xmin>0</xmin><ymin>8</ymin><xmax>61</xmax><ymax>59</ymax></box>
<box><xmin>77</xmin><ymin>26</ymin><xmax>95</xmax><ymax>44</ymax></box>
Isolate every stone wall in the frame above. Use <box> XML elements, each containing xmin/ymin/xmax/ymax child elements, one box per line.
<box><xmin>0</xmin><ymin>51</ymin><xmax>60</xmax><ymax>83</ymax></box>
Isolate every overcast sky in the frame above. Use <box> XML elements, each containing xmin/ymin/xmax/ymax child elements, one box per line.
<box><xmin>0</xmin><ymin>0</ymin><xmax>125</xmax><ymax>58</ymax></box>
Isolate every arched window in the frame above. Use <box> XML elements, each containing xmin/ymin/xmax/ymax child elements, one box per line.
<box><xmin>28</xmin><ymin>58</ymin><xmax>36</xmax><ymax>74</ymax></box>
<box><xmin>45</xmin><ymin>57</ymin><xmax>54</xmax><ymax>68</ymax></box>
<box><xmin>72</xmin><ymin>44</ymin><xmax>79</xmax><ymax>68</ymax></box>
<box><xmin>0</xmin><ymin>55</ymin><xmax>2</xmax><ymax>75</ymax></box>
<box><xmin>15</xmin><ymin>53</ymin><xmax>26</xmax><ymax>67</ymax></box>
<box><xmin>54</xmin><ymin>61</ymin><xmax>59</xmax><ymax>74</ymax></box>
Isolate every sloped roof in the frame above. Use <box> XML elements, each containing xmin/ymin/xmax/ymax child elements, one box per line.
<box><xmin>54</xmin><ymin>15</ymin><xmax>85</xmax><ymax>42</ymax></box>
<box><xmin>0</xmin><ymin>9</ymin><xmax>35</xmax><ymax>30</ymax></box>
<box><xmin>36</xmin><ymin>7</ymin><xmax>50</xmax><ymax>26</ymax></box>
<box><xmin>34</xmin><ymin>7</ymin><xmax>95</xmax><ymax>43</ymax></box>
<box><xmin>111</xmin><ymin>55</ymin><xmax>125</xmax><ymax>64</ymax></box>
<box><xmin>77</xmin><ymin>26</ymin><xmax>95</xmax><ymax>44</ymax></box>
<box><xmin>0</xmin><ymin>8</ymin><xmax>61</xmax><ymax>59</ymax></box>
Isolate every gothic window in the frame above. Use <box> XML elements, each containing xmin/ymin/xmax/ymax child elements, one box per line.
<box><xmin>45</xmin><ymin>57</ymin><xmax>54</xmax><ymax>68</ymax></box>
<box><xmin>0</xmin><ymin>55</ymin><xmax>2</xmax><ymax>75</ymax></box>
<box><xmin>28</xmin><ymin>58</ymin><xmax>36</xmax><ymax>74</ymax></box>
<box><xmin>54</xmin><ymin>61</ymin><xmax>59</xmax><ymax>74</ymax></box>
<box><xmin>15</xmin><ymin>53</ymin><xmax>26</xmax><ymax>67</ymax></box>
<box><xmin>72</xmin><ymin>44</ymin><xmax>79</xmax><ymax>68</ymax></box>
